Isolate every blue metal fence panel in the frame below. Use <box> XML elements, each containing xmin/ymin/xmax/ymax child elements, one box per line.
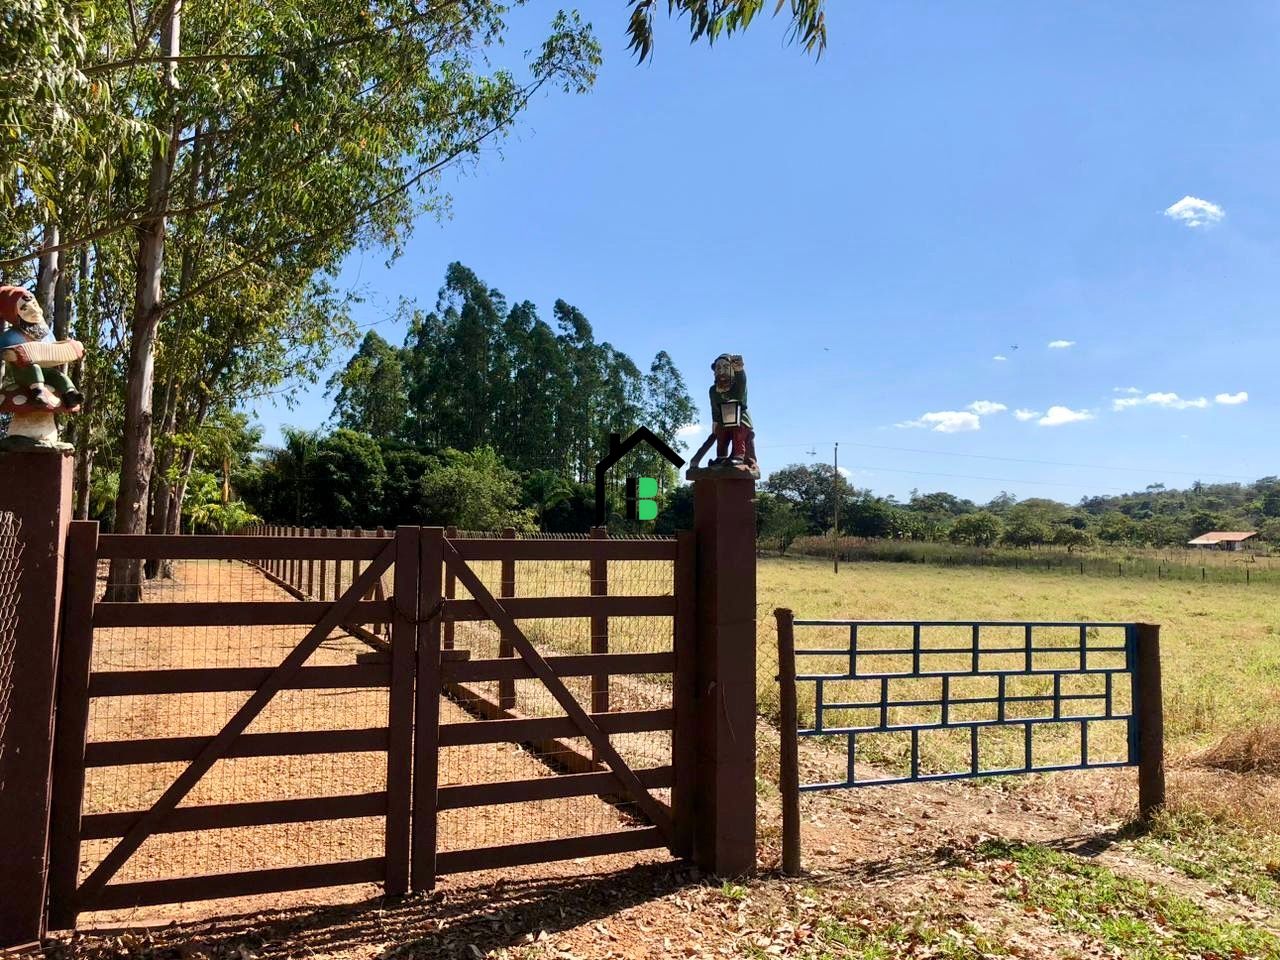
<box><xmin>790</xmin><ymin>620</ymin><xmax>1139</xmax><ymax>791</ymax></box>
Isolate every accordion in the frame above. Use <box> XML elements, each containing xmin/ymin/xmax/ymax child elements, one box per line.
<box><xmin>1</xmin><ymin>339</ymin><xmax>85</xmax><ymax>368</ymax></box>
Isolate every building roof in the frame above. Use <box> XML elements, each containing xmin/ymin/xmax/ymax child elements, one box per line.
<box><xmin>1187</xmin><ymin>531</ymin><xmax>1258</xmax><ymax>545</ymax></box>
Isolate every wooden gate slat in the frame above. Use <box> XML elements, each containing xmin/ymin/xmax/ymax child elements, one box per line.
<box><xmin>435</xmin><ymin>828</ymin><xmax>665</xmax><ymax>875</ymax></box>
<box><xmin>384</xmin><ymin>527</ymin><xmax>419</xmax><ymax>895</ymax></box>
<box><xmin>75</xmin><ymin>538</ymin><xmax>397</xmax><ymax>907</ymax></box>
<box><xmin>91</xmin><ymin>858</ymin><xmax>385</xmax><ymax>911</ymax></box>
<box><xmin>442</xmin><ymin>543</ymin><xmax>675</xmax><ymax>844</ymax></box>
<box><xmin>46</xmin><ymin>521</ymin><xmax>100</xmax><ymax>929</ymax></box>
<box><xmin>81</xmin><ymin>792</ymin><xmax>388</xmax><ymax>839</ymax></box>
<box><xmin>411</xmin><ymin>527</ymin><xmax>444</xmax><ymax>891</ymax></box>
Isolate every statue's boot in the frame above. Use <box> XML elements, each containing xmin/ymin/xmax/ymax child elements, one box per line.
<box><xmin>61</xmin><ymin>388</ymin><xmax>84</xmax><ymax>413</ymax></box>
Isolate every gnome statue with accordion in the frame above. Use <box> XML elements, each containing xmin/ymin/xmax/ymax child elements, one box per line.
<box><xmin>0</xmin><ymin>285</ymin><xmax>84</xmax><ymax>452</ymax></box>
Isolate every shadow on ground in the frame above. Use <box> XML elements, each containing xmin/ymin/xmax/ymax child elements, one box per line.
<box><xmin>54</xmin><ymin>861</ymin><xmax>697</xmax><ymax>959</ymax></box>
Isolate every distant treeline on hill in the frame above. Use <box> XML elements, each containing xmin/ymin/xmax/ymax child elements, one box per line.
<box><xmin>754</xmin><ymin>464</ymin><xmax>1280</xmax><ymax>552</ymax></box>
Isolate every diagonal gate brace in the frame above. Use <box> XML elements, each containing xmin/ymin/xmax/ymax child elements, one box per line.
<box><xmin>442</xmin><ymin>542</ymin><xmax>675</xmax><ymax>844</ymax></box>
<box><xmin>76</xmin><ymin>539</ymin><xmax>398</xmax><ymax>907</ymax></box>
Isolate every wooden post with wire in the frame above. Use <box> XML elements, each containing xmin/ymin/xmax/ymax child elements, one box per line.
<box><xmin>775</xmin><ymin>607</ymin><xmax>801</xmax><ymax>876</ymax></box>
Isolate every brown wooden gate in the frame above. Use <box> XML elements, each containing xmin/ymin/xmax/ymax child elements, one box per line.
<box><xmin>48</xmin><ymin>525</ymin><xmax>416</xmax><ymax>922</ymax></box>
<box><xmin>47</xmin><ymin>525</ymin><xmax>695</xmax><ymax>923</ymax></box>
<box><xmin>414</xmin><ymin>529</ymin><xmax>695</xmax><ymax>885</ymax></box>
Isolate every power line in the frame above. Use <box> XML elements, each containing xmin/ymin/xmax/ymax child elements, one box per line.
<box><xmin>755</xmin><ymin>440</ymin><xmax>1261</xmax><ymax>484</ymax></box>
<box><xmin>846</xmin><ymin>464</ymin><xmax>1130</xmax><ymax>494</ymax></box>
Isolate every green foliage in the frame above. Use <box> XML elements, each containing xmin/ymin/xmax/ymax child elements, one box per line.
<box><xmin>328</xmin><ymin>332</ymin><xmax>409</xmax><ymax>438</ymax></box>
<box><xmin>418</xmin><ymin>446</ymin><xmax>535</xmax><ymax>531</ymax></box>
<box><xmin>625</xmin><ymin>0</ymin><xmax>827</xmax><ymax>62</ymax></box>
<box><xmin>949</xmin><ymin>511</ymin><xmax>1003</xmax><ymax>547</ymax></box>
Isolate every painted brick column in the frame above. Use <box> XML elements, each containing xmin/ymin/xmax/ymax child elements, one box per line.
<box><xmin>0</xmin><ymin>451</ymin><xmax>74</xmax><ymax>948</ymax></box>
<box><xmin>689</xmin><ymin>467</ymin><xmax>757</xmax><ymax>877</ymax></box>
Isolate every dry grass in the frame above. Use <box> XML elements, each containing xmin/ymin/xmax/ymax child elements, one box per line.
<box><xmin>1191</xmin><ymin>724</ymin><xmax>1280</xmax><ymax>776</ymax></box>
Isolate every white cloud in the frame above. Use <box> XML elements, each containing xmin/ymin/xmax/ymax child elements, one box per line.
<box><xmin>897</xmin><ymin>410</ymin><xmax>982</xmax><ymax>433</ymax></box>
<box><xmin>1013</xmin><ymin>409</ymin><xmax>1041</xmax><ymax>422</ymax></box>
<box><xmin>676</xmin><ymin>422</ymin><xmax>706</xmax><ymax>438</ymax></box>
<box><xmin>968</xmin><ymin>400</ymin><xmax>1007</xmax><ymax>416</ymax></box>
<box><xmin>1038</xmin><ymin>406</ymin><xmax>1094</xmax><ymax>427</ymax></box>
<box><xmin>1215</xmin><ymin>391</ymin><xmax>1248</xmax><ymax>405</ymax></box>
<box><xmin>1113</xmin><ymin>386</ymin><xmax>1141</xmax><ymax>395</ymax></box>
<box><xmin>992</xmin><ymin>355</ymin><xmax>1008</xmax><ymax>362</ymax></box>
<box><xmin>1048</xmin><ymin>340</ymin><xmax>1075</xmax><ymax>349</ymax></box>
<box><xmin>1113</xmin><ymin>392</ymin><xmax>1209</xmax><ymax>411</ymax></box>
<box><xmin>1164</xmin><ymin>195</ymin><xmax>1225</xmax><ymax>228</ymax></box>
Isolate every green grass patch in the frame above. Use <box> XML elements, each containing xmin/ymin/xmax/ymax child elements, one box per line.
<box><xmin>1129</xmin><ymin>808</ymin><xmax>1280</xmax><ymax>910</ymax></box>
<box><xmin>976</xmin><ymin>839</ymin><xmax>1280</xmax><ymax>959</ymax></box>
<box><xmin>810</xmin><ymin>913</ymin><xmax>1010</xmax><ymax>959</ymax></box>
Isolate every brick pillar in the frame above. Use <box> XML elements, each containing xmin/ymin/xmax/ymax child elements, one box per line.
<box><xmin>0</xmin><ymin>451</ymin><xmax>74</xmax><ymax>947</ymax></box>
<box><xmin>689</xmin><ymin>467</ymin><xmax>757</xmax><ymax>877</ymax></box>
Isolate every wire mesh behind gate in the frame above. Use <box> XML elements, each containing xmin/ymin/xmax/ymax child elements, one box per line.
<box><xmin>0</xmin><ymin>512</ymin><xmax>21</xmax><ymax>778</ymax></box>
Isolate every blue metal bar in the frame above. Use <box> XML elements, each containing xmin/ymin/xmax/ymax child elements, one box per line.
<box><xmin>1024</xmin><ymin>625</ymin><xmax>1033</xmax><ymax>672</ymax></box>
<box><xmin>814</xmin><ymin>678</ymin><xmax>824</xmax><ymax>734</ymax></box>
<box><xmin>997</xmin><ymin>674</ymin><xmax>1006</xmax><ymax>723</ymax></box>
<box><xmin>800</xmin><ymin>759</ymin><xmax>1134</xmax><ymax>792</ymax></box>
<box><xmin>795</xmin><ymin>644</ymin><xmax>1128</xmax><ymax>659</ymax></box>
<box><xmin>941</xmin><ymin>675</ymin><xmax>950</xmax><ymax>726</ymax></box>
<box><xmin>969</xmin><ymin>725</ymin><xmax>979</xmax><ymax>775</ymax></box>
<box><xmin>819</xmin><ymin>692</ymin><xmax>1107</xmax><ymax>712</ymax></box>
<box><xmin>910</xmin><ymin>728</ymin><xmax>920</xmax><ymax>780</ymax></box>
<box><xmin>796</xmin><ymin>665</ymin><xmax>1131</xmax><ymax>681</ymax></box>
<box><xmin>1105</xmin><ymin>672</ymin><xmax>1113</xmax><ymax>718</ymax></box>
<box><xmin>1052</xmin><ymin>674</ymin><xmax>1061</xmax><ymax>720</ymax></box>
<box><xmin>912</xmin><ymin>624</ymin><xmax>922</xmax><ymax>675</ymax></box>
<box><xmin>798</xmin><ymin>710</ymin><xmax>1129</xmax><ymax>737</ymax></box>
<box><xmin>794</xmin><ymin>619</ymin><xmax>1135</xmax><ymax>628</ymax></box>
<box><xmin>847</xmin><ymin>732</ymin><xmax>856</xmax><ymax>785</ymax></box>
<box><xmin>1024</xmin><ymin>722</ymin><xmax>1033</xmax><ymax>769</ymax></box>
<box><xmin>1079</xmin><ymin>624</ymin><xmax>1088</xmax><ymax>671</ymax></box>
<box><xmin>1082</xmin><ymin>719</ymin><xmax>1090</xmax><ymax>765</ymax></box>
<box><xmin>849</xmin><ymin>624</ymin><xmax>858</xmax><ymax>679</ymax></box>
<box><xmin>971</xmin><ymin>624</ymin><xmax>980</xmax><ymax>672</ymax></box>
<box><xmin>879</xmin><ymin>676</ymin><xmax>889</xmax><ymax>729</ymax></box>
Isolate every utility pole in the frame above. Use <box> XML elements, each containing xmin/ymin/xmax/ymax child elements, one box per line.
<box><xmin>833</xmin><ymin>442</ymin><xmax>839</xmax><ymax>574</ymax></box>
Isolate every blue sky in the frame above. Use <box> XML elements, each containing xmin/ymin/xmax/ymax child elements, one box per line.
<box><xmin>250</xmin><ymin>1</ymin><xmax>1280</xmax><ymax>504</ymax></box>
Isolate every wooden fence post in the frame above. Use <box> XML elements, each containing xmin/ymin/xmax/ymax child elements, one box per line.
<box><xmin>306</xmin><ymin>527</ymin><xmax>316</xmax><ymax>598</ymax></box>
<box><xmin>498</xmin><ymin>527</ymin><xmax>517</xmax><ymax>711</ymax></box>
<box><xmin>774</xmin><ymin>608</ymin><xmax>801</xmax><ymax>876</ymax></box>
<box><xmin>672</xmin><ymin>529</ymin><xmax>697</xmax><ymax>860</ymax></box>
<box><xmin>1135</xmin><ymin>622</ymin><xmax>1165</xmax><ymax>821</ymax></box>
<box><xmin>689</xmin><ymin>466</ymin><xmax>757</xmax><ymax>877</ymax></box>
<box><xmin>412</xmin><ymin>528</ymin><xmax>444</xmax><ymax>890</ymax></box>
<box><xmin>589</xmin><ymin>526</ymin><xmax>609</xmax><ymax>719</ymax></box>
<box><xmin>385</xmin><ymin>527</ymin><xmax>420</xmax><ymax>895</ymax></box>
<box><xmin>0</xmin><ymin>451</ymin><xmax>74</xmax><ymax>947</ymax></box>
<box><xmin>46</xmin><ymin>520</ymin><xmax>99</xmax><ymax>928</ymax></box>
<box><xmin>443</xmin><ymin>527</ymin><xmax>456</xmax><ymax>650</ymax></box>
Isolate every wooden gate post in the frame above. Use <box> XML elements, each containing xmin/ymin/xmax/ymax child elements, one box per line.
<box><xmin>1135</xmin><ymin>623</ymin><xmax>1165</xmax><ymax>821</ymax></box>
<box><xmin>0</xmin><ymin>451</ymin><xmax>74</xmax><ymax>948</ymax></box>
<box><xmin>688</xmin><ymin>467</ymin><xmax>757</xmax><ymax>877</ymax></box>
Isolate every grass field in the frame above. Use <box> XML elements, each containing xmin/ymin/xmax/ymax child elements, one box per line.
<box><xmin>756</xmin><ymin>554</ymin><xmax>1280</xmax><ymax>755</ymax></box>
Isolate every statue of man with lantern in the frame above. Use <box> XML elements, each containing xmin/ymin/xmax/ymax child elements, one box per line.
<box><xmin>690</xmin><ymin>353</ymin><xmax>757</xmax><ymax>475</ymax></box>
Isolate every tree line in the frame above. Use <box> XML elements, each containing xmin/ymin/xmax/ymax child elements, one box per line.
<box><xmin>757</xmin><ymin>464</ymin><xmax>1280</xmax><ymax>551</ymax></box>
<box><xmin>237</xmin><ymin>263</ymin><xmax>697</xmax><ymax>531</ymax></box>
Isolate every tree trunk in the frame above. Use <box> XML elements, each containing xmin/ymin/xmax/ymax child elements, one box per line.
<box><xmin>105</xmin><ymin>5</ymin><xmax>182</xmax><ymax>602</ymax></box>
<box><xmin>35</xmin><ymin>222</ymin><xmax>59</xmax><ymax>318</ymax></box>
<box><xmin>72</xmin><ymin>247</ymin><xmax>93</xmax><ymax>519</ymax></box>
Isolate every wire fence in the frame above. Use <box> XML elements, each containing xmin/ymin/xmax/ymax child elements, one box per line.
<box><xmin>785</xmin><ymin>536</ymin><xmax>1280</xmax><ymax>585</ymax></box>
<box><xmin>0</xmin><ymin>512</ymin><xmax>20</xmax><ymax>781</ymax></box>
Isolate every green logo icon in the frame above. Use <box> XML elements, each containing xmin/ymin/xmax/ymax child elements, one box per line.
<box><xmin>625</xmin><ymin>476</ymin><xmax>659</xmax><ymax>521</ymax></box>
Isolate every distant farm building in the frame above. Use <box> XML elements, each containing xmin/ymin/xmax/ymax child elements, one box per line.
<box><xmin>1187</xmin><ymin>531</ymin><xmax>1258</xmax><ymax>551</ymax></box>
